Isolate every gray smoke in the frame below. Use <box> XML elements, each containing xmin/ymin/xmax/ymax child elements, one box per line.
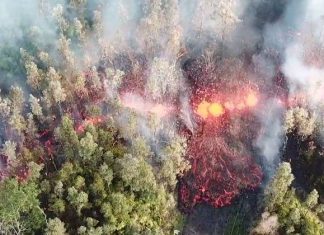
<box><xmin>255</xmin><ymin>99</ymin><xmax>284</xmax><ymax>177</ymax></box>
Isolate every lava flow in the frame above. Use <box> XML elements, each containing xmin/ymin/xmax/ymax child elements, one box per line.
<box><xmin>197</xmin><ymin>101</ymin><xmax>225</xmax><ymax>118</ymax></box>
<box><xmin>196</xmin><ymin>92</ymin><xmax>259</xmax><ymax>119</ymax></box>
<box><xmin>179</xmin><ymin>87</ymin><xmax>263</xmax><ymax>211</ymax></box>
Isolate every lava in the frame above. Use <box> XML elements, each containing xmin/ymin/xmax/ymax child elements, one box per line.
<box><xmin>179</xmin><ymin>86</ymin><xmax>263</xmax><ymax>211</ymax></box>
<box><xmin>246</xmin><ymin>93</ymin><xmax>258</xmax><ymax>107</ymax></box>
<box><xmin>195</xmin><ymin>91</ymin><xmax>259</xmax><ymax>119</ymax></box>
<box><xmin>197</xmin><ymin>101</ymin><xmax>211</xmax><ymax>119</ymax></box>
<box><xmin>196</xmin><ymin>101</ymin><xmax>225</xmax><ymax>119</ymax></box>
<box><xmin>208</xmin><ymin>103</ymin><xmax>225</xmax><ymax>117</ymax></box>
<box><xmin>179</xmin><ymin>124</ymin><xmax>263</xmax><ymax>211</ymax></box>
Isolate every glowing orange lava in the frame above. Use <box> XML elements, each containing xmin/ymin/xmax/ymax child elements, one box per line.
<box><xmin>245</xmin><ymin>93</ymin><xmax>258</xmax><ymax>107</ymax></box>
<box><xmin>196</xmin><ymin>92</ymin><xmax>259</xmax><ymax>119</ymax></box>
<box><xmin>208</xmin><ymin>103</ymin><xmax>225</xmax><ymax>117</ymax></box>
<box><xmin>197</xmin><ymin>101</ymin><xmax>225</xmax><ymax>118</ymax></box>
<box><xmin>197</xmin><ymin>101</ymin><xmax>210</xmax><ymax>119</ymax></box>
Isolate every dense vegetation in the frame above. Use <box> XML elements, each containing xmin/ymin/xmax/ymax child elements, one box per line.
<box><xmin>0</xmin><ymin>1</ymin><xmax>190</xmax><ymax>234</ymax></box>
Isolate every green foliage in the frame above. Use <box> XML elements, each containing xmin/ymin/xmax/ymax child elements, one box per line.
<box><xmin>259</xmin><ymin>162</ymin><xmax>324</xmax><ymax>234</ymax></box>
<box><xmin>115</xmin><ymin>153</ymin><xmax>157</xmax><ymax>192</ymax></box>
<box><xmin>67</xmin><ymin>187</ymin><xmax>89</xmax><ymax>215</ymax></box>
<box><xmin>0</xmin><ymin>2</ymin><xmax>191</xmax><ymax>234</ymax></box>
<box><xmin>79</xmin><ymin>132</ymin><xmax>99</xmax><ymax>161</ymax></box>
<box><xmin>55</xmin><ymin>115</ymin><xmax>79</xmax><ymax>159</ymax></box>
<box><xmin>305</xmin><ymin>189</ymin><xmax>319</xmax><ymax>209</ymax></box>
<box><xmin>264</xmin><ymin>162</ymin><xmax>294</xmax><ymax>212</ymax></box>
<box><xmin>158</xmin><ymin>136</ymin><xmax>190</xmax><ymax>189</ymax></box>
<box><xmin>0</xmin><ymin>178</ymin><xmax>46</xmax><ymax>234</ymax></box>
<box><xmin>45</xmin><ymin>218</ymin><xmax>67</xmax><ymax>235</ymax></box>
<box><xmin>39</xmin><ymin>119</ymin><xmax>184</xmax><ymax>234</ymax></box>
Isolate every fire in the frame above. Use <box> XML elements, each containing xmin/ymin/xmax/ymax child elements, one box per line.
<box><xmin>197</xmin><ymin>101</ymin><xmax>225</xmax><ymax>119</ymax></box>
<box><xmin>197</xmin><ymin>101</ymin><xmax>210</xmax><ymax>119</ymax></box>
<box><xmin>196</xmin><ymin>92</ymin><xmax>259</xmax><ymax>119</ymax></box>
<box><xmin>208</xmin><ymin>103</ymin><xmax>225</xmax><ymax>117</ymax></box>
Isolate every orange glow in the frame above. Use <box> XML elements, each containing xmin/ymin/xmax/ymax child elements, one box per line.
<box><xmin>197</xmin><ymin>101</ymin><xmax>225</xmax><ymax>118</ymax></box>
<box><xmin>245</xmin><ymin>93</ymin><xmax>258</xmax><ymax>107</ymax></box>
<box><xmin>237</xmin><ymin>102</ymin><xmax>246</xmax><ymax>110</ymax></box>
<box><xmin>208</xmin><ymin>103</ymin><xmax>225</xmax><ymax>117</ymax></box>
<box><xmin>224</xmin><ymin>101</ymin><xmax>235</xmax><ymax>111</ymax></box>
<box><xmin>197</xmin><ymin>101</ymin><xmax>210</xmax><ymax>119</ymax></box>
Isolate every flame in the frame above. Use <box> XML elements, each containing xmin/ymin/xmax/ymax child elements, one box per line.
<box><xmin>208</xmin><ymin>103</ymin><xmax>225</xmax><ymax>117</ymax></box>
<box><xmin>197</xmin><ymin>100</ymin><xmax>225</xmax><ymax>118</ymax></box>
<box><xmin>197</xmin><ymin>101</ymin><xmax>210</xmax><ymax>119</ymax></box>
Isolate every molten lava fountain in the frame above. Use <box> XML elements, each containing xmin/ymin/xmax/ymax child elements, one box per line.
<box><xmin>179</xmin><ymin>90</ymin><xmax>263</xmax><ymax>211</ymax></box>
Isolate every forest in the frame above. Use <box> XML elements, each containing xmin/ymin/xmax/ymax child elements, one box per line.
<box><xmin>0</xmin><ymin>0</ymin><xmax>324</xmax><ymax>234</ymax></box>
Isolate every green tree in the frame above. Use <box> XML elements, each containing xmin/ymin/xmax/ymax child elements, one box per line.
<box><xmin>0</xmin><ymin>178</ymin><xmax>46</xmax><ymax>234</ymax></box>
<box><xmin>264</xmin><ymin>162</ymin><xmax>294</xmax><ymax>212</ymax></box>
<box><xmin>45</xmin><ymin>218</ymin><xmax>67</xmax><ymax>235</ymax></box>
<box><xmin>255</xmin><ymin>162</ymin><xmax>324</xmax><ymax>234</ymax></box>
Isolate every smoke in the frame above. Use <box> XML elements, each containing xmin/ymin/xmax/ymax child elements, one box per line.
<box><xmin>0</xmin><ymin>1</ymin><xmax>279</xmax><ymax>166</ymax></box>
<box><xmin>255</xmin><ymin>99</ymin><xmax>284</xmax><ymax>178</ymax></box>
<box><xmin>0</xmin><ymin>1</ymin><xmax>55</xmax><ymax>43</ymax></box>
<box><xmin>1</xmin><ymin>0</ymin><xmax>324</xmax><ymax>203</ymax></box>
<box><xmin>248</xmin><ymin>0</ymin><xmax>324</xmax><ymax>179</ymax></box>
<box><xmin>282</xmin><ymin>1</ymin><xmax>324</xmax><ymax>108</ymax></box>
<box><xmin>0</xmin><ymin>1</ymin><xmax>57</xmax><ymax>90</ymax></box>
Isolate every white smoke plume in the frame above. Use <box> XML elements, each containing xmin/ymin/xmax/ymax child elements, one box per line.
<box><xmin>282</xmin><ymin>0</ymin><xmax>324</xmax><ymax>108</ymax></box>
<box><xmin>2</xmin><ymin>0</ymin><xmax>324</xmax><ymax>180</ymax></box>
<box><xmin>255</xmin><ymin>99</ymin><xmax>284</xmax><ymax>177</ymax></box>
